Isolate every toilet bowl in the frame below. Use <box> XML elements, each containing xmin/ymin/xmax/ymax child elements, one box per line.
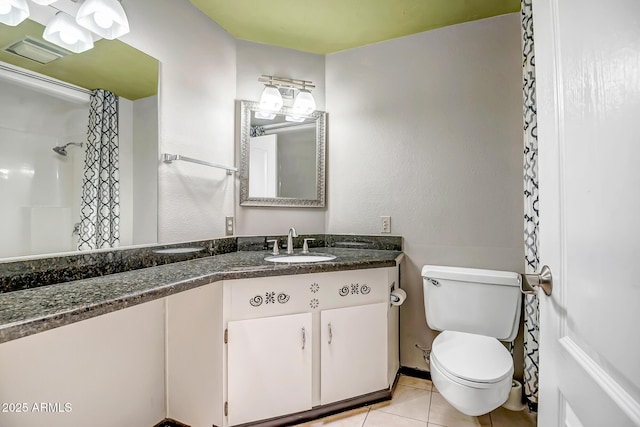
<box><xmin>421</xmin><ymin>265</ymin><xmax>522</xmax><ymax>416</ymax></box>
<box><xmin>429</xmin><ymin>330</ymin><xmax>513</xmax><ymax>416</ymax></box>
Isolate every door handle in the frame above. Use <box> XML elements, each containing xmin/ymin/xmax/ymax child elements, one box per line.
<box><xmin>302</xmin><ymin>327</ymin><xmax>306</xmax><ymax>350</ymax></box>
<box><xmin>521</xmin><ymin>265</ymin><xmax>553</xmax><ymax>296</ymax></box>
<box><xmin>328</xmin><ymin>323</ymin><xmax>332</xmax><ymax>344</ymax></box>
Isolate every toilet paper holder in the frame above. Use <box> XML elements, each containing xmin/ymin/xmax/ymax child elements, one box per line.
<box><xmin>389</xmin><ymin>287</ymin><xmax>406</xmax><ymax>306</ymax></box>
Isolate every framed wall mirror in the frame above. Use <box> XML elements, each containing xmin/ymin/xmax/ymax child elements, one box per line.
<box><xmin>238</xmin><ymin>100</ymin><xmax>326</xmax><ymax>208</ymax></box>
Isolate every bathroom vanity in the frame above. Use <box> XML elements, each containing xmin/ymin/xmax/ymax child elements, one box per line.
<box><xmin>0</xmin><ymin>239</ymin><xmax>402</xmax><ymax>427</ymax></box>
<box><xmin>168</xmin><ymin>266</ymin><xmax>399</xmax><ymax>426</ymax></box>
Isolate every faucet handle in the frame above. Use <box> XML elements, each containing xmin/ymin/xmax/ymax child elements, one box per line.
<box><xmin>266</xmin><ymin>239</ymin><xmax>279</xmax><ymax>255</ymax></box>
<box><xmin>302</xmin><ymin>238</ymin><xmax>315</xmax><ymax>254</ymax></box>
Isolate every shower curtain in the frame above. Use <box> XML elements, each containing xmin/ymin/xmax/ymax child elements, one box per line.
<box><xmin>522</xmin><ymin>0</ymin><xmax>539</xmax><ymax>411</ymax></box>
<box><xmin>78</xmin><ymin>89</ymin><xmax>120</xmax><ymax>251</ymax></box>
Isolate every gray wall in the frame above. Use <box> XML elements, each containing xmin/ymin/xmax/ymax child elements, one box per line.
<box><xmin>325</xmin><ymin>14</ymin><xmax>525</xmax><ymax>375</ymax></box>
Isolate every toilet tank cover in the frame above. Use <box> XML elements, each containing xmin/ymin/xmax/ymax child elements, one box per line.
<box><xmin>421</xmin><ymin>265</ymin><xmax>521</xmax><ymax>287</ymax></box>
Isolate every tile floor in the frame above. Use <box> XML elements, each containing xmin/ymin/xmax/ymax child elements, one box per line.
<box><xmin>294</xmin><ymin>376</ymin><xmax>537</xmax><ymax>427</ymax></box>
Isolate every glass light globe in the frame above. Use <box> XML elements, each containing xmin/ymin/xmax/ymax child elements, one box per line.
<box><xmin>59</xmin><ymin>30</ymin><xmax>78</xmax><ymax>45</ymax></box>
<box><xmin>292</xmin><ymin>89</ymin><xmax>316</xmax><ymax>115</ymax></box>
<box><xmin>259</xmin><ymin>85</ymin><xmax>284</xmax><ymax>112</ymax></box>
<box><xmin>93</xmin><ymin>11</ymin><xmax>113</xmax><ymax>29</ymax></box>
<box><xmin>0</xmin><ymin>0</ymin><xmax>29</xmax><ymax>26</ymax></box>
<box><xmin>76</xmin><ymin>0</ymin><xmax>129</xmax><ymax>39</ymax></box>
<box><xmin>43</xmin><ymin>12</ymin><xmax>94</xmax><ymax>53</ymax></box>
<box><xmin>255</xmin><ymin>111</ymin><xmax>276</xmax><ymax>120</ymax></box>
<box><xmin>0</xmin><ymin>2</ymin><xmax>12</xmax><ymax>14</ymax></box>
<box><xmin>285</xmin><ymin>115</ymin><xmax>305</xmax><ymax>123</ymax></box>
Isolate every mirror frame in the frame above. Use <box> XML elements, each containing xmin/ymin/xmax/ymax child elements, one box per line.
<box><xmin>239</xmin><ymin>100</ymin><xmax>327</xmax><ymax>208</ymax></box>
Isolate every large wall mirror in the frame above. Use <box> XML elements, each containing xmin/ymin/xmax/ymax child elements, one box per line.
<box><xmin>0</xmin><ymin>11</ymin><xmax>159</xmax><ymax>260</ymax></box>
<box><xmin>239</xmin><ymin>100</ymin><xmax>326</xmax><ymax>208</ymax></box>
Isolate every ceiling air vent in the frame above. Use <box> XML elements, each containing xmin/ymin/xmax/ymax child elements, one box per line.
<box><xmin>3</xmin><ymin>37</ymin><xmax>71</xmax><ymax>64</ymax></box>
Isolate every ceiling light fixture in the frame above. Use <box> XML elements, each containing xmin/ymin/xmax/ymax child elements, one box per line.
<box><xmin>43</xmin><ymin>11</ymin><xmax>94</xmax><ymax>53</ymax></box>
<box><xmin>258</xmin><ymin>75</ymin><xmax>316</xmax><ymax>115</ymax></box>
<box><xmin>76</xmin><ymin>0</ymin><xmax>129</xmax><ymax>40</ymax></box>
<box><xmin>0</xmin><ymin>0</ymin><xmax>29</xmax><ymax>26</ymax></box>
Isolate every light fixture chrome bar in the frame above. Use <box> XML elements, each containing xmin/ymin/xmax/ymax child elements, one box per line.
<box><xmin>163</xmin><ymin>153</ymin><xmax>237</xmax><ymax>175</ymax></box>
<box><xmin>258</xmin><ymin>75</ymin><xmax>316</xmax><ymax>90</ymax></box>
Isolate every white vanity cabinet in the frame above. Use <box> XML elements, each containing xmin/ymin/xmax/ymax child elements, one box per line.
<box><xmin>320</xmin><ymin>302</ymin><xmax>388</xmax><ymax>404</ymax></box>
<box><xmin>222</xmin><ymin>266</ymin><xmax>399</xmax><ymax>426</ymax></box>
<box><xmin>227</xmin><ymin>312</ymin><xmax>313</xmax><ymax>426</ymax></box>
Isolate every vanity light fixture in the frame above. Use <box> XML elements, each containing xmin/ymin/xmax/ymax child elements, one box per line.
<box><xmin>0</xmin><ymin>0</ymin><xmax>29</xmax><ymax>26</ymax></box>
<box><xmin>0</xmin><ymin>0</ymin><xmax>131</xmax><ymax>53</ymax></box>
<box><xmin>259</xmin><ymin>84</ymin><xmax>283</xmax><ymax>113</ymax></box>
<box><xmin>292</xmin><ymin>88</ymin><xmax>316</xmax><ymax>115</ymax></box>
<box><xmin>258</xmin><ymin>74</ymin><xmax>316</xmax><ymax>115</ymax></box>
<box><xmin>43</xmin><ymin>11</ymin><xmax>94</xmax><ymax>53</ymax></box>
<box><xmin>76</xmin><ymin>0</ymin><xmax>129</xmax><ymax>40</ymax></box>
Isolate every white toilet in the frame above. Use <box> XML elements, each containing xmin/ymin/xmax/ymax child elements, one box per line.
<box><xmin>422</xmin><ymin>265</ymin><xmax>522</xmax><ymax>416</ymax></box>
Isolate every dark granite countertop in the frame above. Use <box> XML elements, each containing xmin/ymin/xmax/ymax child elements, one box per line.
<box><xmin>0</xmin><ymin>247</ymin><xmax>402</xmax><ymax>344</ymax></box>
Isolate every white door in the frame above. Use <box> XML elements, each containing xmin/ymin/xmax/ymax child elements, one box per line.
<box><xmin>320</xmin><ymin>303</ymin><xmax>388</xmax><ymax>404</ymax></box>
<box><xmin>227</xmin><ymin>313</ymin><xmax>312</xmax><ymax>425</ymax></box>
<box><xmin>249</xmin><ymin>134</ymin><xmax>277</xmax><ymax>198</ymax></box>
<box><xmin>533</xmin><ymin>1</ymin><xmax>640</xmax><ymax>426</ymax></box>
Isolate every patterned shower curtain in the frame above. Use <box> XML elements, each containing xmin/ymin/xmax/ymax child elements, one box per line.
<box><xmin>522</xmin><ymin>0</ymin><xmax>539</xmax><ymax>412</ymax></box>
<box><xmin>78</xmin><ymin>89</ymin><xmax>120</xmax><ymax>250</ymax></box>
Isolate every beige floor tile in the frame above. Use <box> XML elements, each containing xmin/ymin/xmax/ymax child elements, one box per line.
<box><xmin>398</xmin><ymin>375</ymin><xmax>433</xmax><ymax>391</ymax></box>
<box><xmin>373</xmin><ymin>384</ymin><xmax>431</xmax><ymax>422</ymax></box>
<box><xmin>490</xmin><ymin>406</ymin><xmax>537</xmax><ymax>427</ymax></box>
<box><xmin>292</xmin><ymin>406</ymin><xmax>369</xmax><ymax>427</ymax></box>
<box><xmin>364</xmin><ymin>410</ymin><xmax>428</xmax><ymax>427</ymax></box>
<box><xmin>428</xmin><ymin>392</ymin><xmax>491</xmax><ymax>427</ymax></box>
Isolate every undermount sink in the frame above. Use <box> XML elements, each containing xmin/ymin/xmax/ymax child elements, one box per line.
<box><xmin>265</xmin><ymin>254</ymin><xmax>337</xmax><ymax>263</ymax></box>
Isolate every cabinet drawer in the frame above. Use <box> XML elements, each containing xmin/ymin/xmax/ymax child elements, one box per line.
<box><xmin>226</xmin><ymin>268</ymin><xmax>391</xmax><ymax>320</ymax></box>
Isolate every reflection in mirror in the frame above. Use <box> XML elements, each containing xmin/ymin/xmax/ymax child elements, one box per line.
<box><xmin>0</xmin><ymin>18</ymin><xmax>159</xmax><ymax>260</ymax></box>
<box><xmin>239</xmin><ymin>100</ymin><xmax>326</xmax><ymax>208</ymax></box>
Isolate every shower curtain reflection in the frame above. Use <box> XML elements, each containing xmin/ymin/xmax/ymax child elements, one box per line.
<box><xmin>78</xmin><ymin>89</ymin><xmax>120</xmax><ymax>250</ymax></box>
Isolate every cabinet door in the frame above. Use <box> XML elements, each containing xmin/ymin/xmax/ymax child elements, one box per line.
<box><xmin>227</xmin><ymin>312</ymin><xmax>312</xmax><ymax>425</ymax></box>
<box><xmin>320</xmin><ymin>302</ymin><xmax>388</xmax><ymax>404</ymax></box>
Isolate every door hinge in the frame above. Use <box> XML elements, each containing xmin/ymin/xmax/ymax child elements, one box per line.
<box><xmin>224</xmin><ymin>401</ymin><xmax>228</xmax><ymax>416</ymax></box>
<box><xmin>224</xmin><ymin>328</ymin><xmax>228</xmax><ymax>344</ymax></box>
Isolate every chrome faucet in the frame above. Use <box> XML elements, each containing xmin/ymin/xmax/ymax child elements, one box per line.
<box><xmin>287</xmin><ymin>227</ymin><xmax>298</xmax><ymax>255</ymax></box>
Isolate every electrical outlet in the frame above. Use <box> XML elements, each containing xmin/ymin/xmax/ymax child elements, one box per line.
<box><xmin>225</xmin><ymin>216</ymin><xmax>234</xmax><ymax>236</ymax></box>
<box><xmin>381</xmin><ymin>216</ymin><xmax>391</xmax><ymax>233</ymax></box>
